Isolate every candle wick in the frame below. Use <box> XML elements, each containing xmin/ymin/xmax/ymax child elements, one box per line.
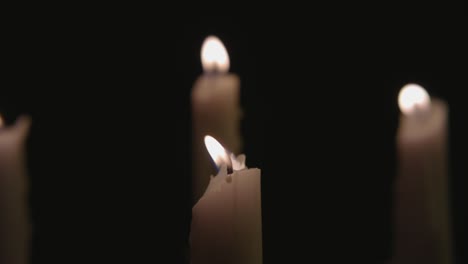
<box><xmin>212</xmin><ymin>156</ymin><xmax>234</xmax><ymax>175</ymax></box>
<box><xmin>221</xmin><ymin>154</ymin><xmax>234</xmax><ymax>174</ymax></box>
<box><xmin>225</xmin><ymin>150</ymin><xmax>234</xmax><ymax>174</ymax></box>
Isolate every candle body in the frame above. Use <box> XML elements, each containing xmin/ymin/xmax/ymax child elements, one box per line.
<box><xmin>190</xmin><ymin>167</ymin><xmax>262</xmax><ymax>264</ymax></box>
<box><xmin>0</xmin><ymin>117</ymin><xmax>31</xmax><ymax>264</ymax></box>
<box><xmin>192</xmin><ymin>74</ymin><xmax>242</xmax><ymax>201</ymax></box>
<box><xmin>392</xmin><ymin>99</ymin><xmax>451</xmax><ymax>264</ymax></box>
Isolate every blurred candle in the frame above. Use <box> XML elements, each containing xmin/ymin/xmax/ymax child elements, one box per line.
<box><xmin>0</xmin><ymin>115</ymin><xmax>31</xmax><ymax>264</ymax></box>
<box><xmin>190</xmin><ymin>135</ymin><xmax>262</xmax><ymax>264</ymax></box>
<box><xmin>391</xmin><ymin>84</ymin><xmax>452</xmax><ymax>264</ymax></box>
<box><xmin>191</xmin><ymin>36</ymin><xmax>242</xmax><ymax>201</ymax></box>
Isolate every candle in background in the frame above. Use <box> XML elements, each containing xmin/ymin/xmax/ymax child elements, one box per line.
<box><xmin>391</xmin><ymin>84</ymin><xmax>452</xmax><ymax>264</ymax></box>
<box><xmin>191</xmin><ymin>36</ymin><xmax>242</xmax><ymax>202</ymax></box>
<box><xmin>0</xmin><ymin>115</ymin><xmax>31</xmax><ymax>264</ymax></box>
<box><xmin>190</xmin><ymin>135</ymin><xmax>262</xmax><ymax>264</ymax></box>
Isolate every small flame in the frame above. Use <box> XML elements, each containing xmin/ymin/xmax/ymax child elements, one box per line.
<box><xmin>398</xmin><ymin>83</ymin><xmax>431</xmax><ymax>116</ymax></box>
<box><xmin>204</xmin><ymin>135</ymin><xmax>231</xmax><ymax>168</ymax></box>
<box><xmin>201</xmin><ymin>35</ymin><xmax>230</xmax><ymax>73</ymax></box>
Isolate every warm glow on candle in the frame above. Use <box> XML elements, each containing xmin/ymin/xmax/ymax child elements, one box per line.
<box><xmin>398</xmin><ymin>83</ymin><xmax>431</xmax><ymax>116</ymax></box>
<box><xmin>0</xmin><ymin>114</ymin><xmax>4</xmax><ymax>127</ymax></box>
<box><xmin>204</xmin><ymin>135</ymin><xmax>231</xmax><ymax>168</ymax></box>
<box><xmin>201</xmin><ymin>36</ymin><xmax>230</xmax><ymax>73</ymax></box>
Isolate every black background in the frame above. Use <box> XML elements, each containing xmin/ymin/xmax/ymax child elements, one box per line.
<box><xmin>1</xmin><ymin>3</ymin><xmax>466</xmax><ymax>263</ymax></box>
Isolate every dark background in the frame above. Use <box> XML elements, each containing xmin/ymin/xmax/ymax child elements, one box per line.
<box><xmin>1</xmin><ymin>4</ymin><xmax>466</xmax><ymax>263</ymax></box>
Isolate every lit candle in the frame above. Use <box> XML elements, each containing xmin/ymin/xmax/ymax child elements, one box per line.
<box><xmin>391</xmin><ymin>84</ymin><xmax>452</xmax><ymax>264</ymax></box>
<box><xmin>190</xmin><ymin>135</ymin><xmax>262</xmax><ymax>264</ymax></box>
<box><xmin>191</xmin><ymin>36</ymin><xmax>242</xmax><ymax>201</ymax></box>
<box><xmin>0</xmin><ymin>115</ymin><xmax>31</xmax><ymax>264</ymax></box>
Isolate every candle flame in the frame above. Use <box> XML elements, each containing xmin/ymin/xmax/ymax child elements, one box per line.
<box><xmin>398</xmin><ymin>83</ymin><xmax>431</xmax><ymax>116</ymax></box>
<box><xmin>201</xmin><ymin>36</ymin><xmax>230</xmax><ymax>73</ymax></box>
<box><xmin>204</xmin><ymin>135</ymin><xmax>231</xmax><ymax>168</ymax></box>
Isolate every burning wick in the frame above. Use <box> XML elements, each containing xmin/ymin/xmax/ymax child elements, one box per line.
<box><xmin>204</xmin><ymin>135</ymin><xmax>233</xmax><ymax>174</ymax></box>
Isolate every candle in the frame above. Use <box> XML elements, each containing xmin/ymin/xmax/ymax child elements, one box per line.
<box><xmin>391</xmin><ymin>84</ymin><xmax>452</xmax><ymax>264</ymax></box>
<box><xmin>0</xmin><ymin>115</ymin><xmax>31</xmax><ymax>264</ymax></box>
<box><xmin>190</xmin><ymin>135</ymin><xmax>262</xmax><ymax>264</ymax></box>
<box><xmin>192</xmin><ymin>36</ymin><xmax>242</xmax><ymax>201</ymax></box>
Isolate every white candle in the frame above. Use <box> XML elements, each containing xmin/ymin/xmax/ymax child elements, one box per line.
<box><xmin>391</xmin><ymin>84</ymin><xmax>452</xmax><ymax>264</ymax></box>
<box><xmin>0</xmin><ymin>115</ymin><xmax>31</xmax><ymax>264</ymax></box>
<box><xmin>192</xmin><ymin>36</ymin><xmax>242</xmax><ymax>201</ymax></box>
<box><xmin>190</xmin><ymin>135</ymin><xmax>262</xmax><ymax>264</ymax></box>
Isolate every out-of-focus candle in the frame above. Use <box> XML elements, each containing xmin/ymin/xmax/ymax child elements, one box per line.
<box><xmin>0</xmin><ymin>115</ymin><xmax>31</xmax><ymax>264</ymax></box>
<box><xmin>191</xmin><ymin>36</ymin><xmax>242</xmax><ymax>201</ymax></box>
<box><xmin>391</xmin><ymin>84</ymin><xmax>452</xmax><ymax>264</ymax></box>
<box><xmin>190</xmin><ymin>135</ymin><xmax>262</xmax><ymax>264</ymax></box>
